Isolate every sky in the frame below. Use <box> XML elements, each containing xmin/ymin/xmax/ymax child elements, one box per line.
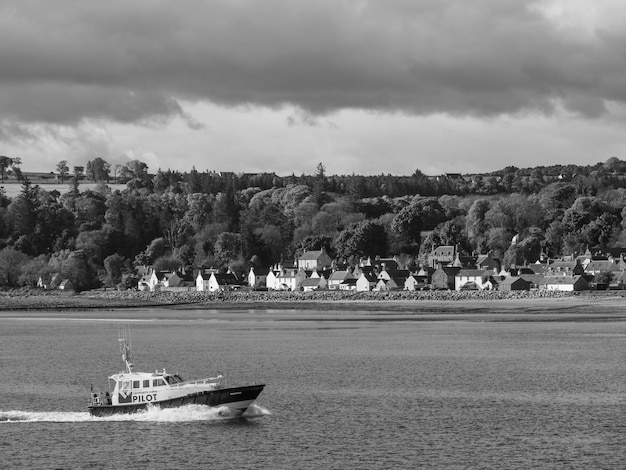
<box><xmin>1</xmin><ymin>0</ymin><xmax>626</xmax><ymax>177</ymax></box>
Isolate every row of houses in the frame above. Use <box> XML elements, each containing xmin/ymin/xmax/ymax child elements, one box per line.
<box><xmin>138</xmin><ymin>245</ymin><xmax>626</xmax><ymax>294</ymax></box>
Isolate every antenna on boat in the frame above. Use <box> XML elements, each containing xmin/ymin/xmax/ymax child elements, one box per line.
<box><xmin>118</xmin><ymin>324</ymin><xmax>134</xmax><ymax>373</ymax></box>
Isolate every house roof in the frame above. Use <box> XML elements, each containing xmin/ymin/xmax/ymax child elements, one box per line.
<box><xmin>358</xmin><ymin>272</ymin><xmax>378</xmax><ymax>282</ymax></box>
<box><xmin>519</xmin><ymin>274</ymin><xmax>545</xmax><ymax>284</ymax></box>
<box><xmin>499</xmin><ymin>276</ymin><xmax>530</xmax><ymax>286</ymax></box>
<box><xmin>542</xmin><ymin>275</ymin><xmax>585</xmax><ymax>285</ymax></box>
<box><xmin>547</xmin><ymin>260</ymin><xmax>579</xmax><ymax>269</ymax></box>
<box><xmin>250</xmin><ymin>267</ymin><xmax>270</xmax><ymax>276</ymax></box>
<box><xmin>299</xmin><ymin>250</ymin><xmax>329</xmax><ymax>260</ymax></box>
<box><xmin>371</xmin><ymin>258</ymin><xmax>400</xmax><ymax>270</ymax></box>
<box><xmin>431</xmin><ymin>245</ymin><xmax>455</xmax><ymax>256</ymax></box>
<box><xmin>585</xmin><ymin>260</ymin><xmax>621</xmax><ymax>272</ymax></box>
<box><xmin>212</xmin><ymin>273</ymin><xmax>242</xmax><ymax>285</ymax></box>
<box><xmin>457</xmin><ymin>269</ymin><xmax>488</xmax><ymax>277</ymax></box>
<box><xmin>329</xmin><ymin>270</ymin><xmax>352</xmax><ymax>281</ymax></box>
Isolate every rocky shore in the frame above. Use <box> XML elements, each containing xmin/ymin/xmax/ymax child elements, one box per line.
<box><xmin>1</xmin><ymin>287</ymin><xmax>625</xmax><ymax>314</ymax></box>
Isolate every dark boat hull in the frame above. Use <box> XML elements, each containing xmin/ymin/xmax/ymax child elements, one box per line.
<box><xmin>88</xmin><ymin>384</ymin><xmax>265</xmax><ymax>417</ymax></box>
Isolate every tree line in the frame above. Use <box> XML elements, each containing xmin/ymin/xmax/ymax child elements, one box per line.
<box><xmin>1</xmin><ymin>156</ymin><xmax>626</xmax><ymax>291</ymax></box>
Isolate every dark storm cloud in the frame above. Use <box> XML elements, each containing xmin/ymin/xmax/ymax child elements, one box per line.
<box><xmin>0</xmin><ymin>0</ymin><xmax>625</xmax><ymax>127</ymax></box>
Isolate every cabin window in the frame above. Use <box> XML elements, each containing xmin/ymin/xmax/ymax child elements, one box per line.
<box><xmin>153</xmin><ymin>378</ymin><xmax>166</xmax><ymax>387</ymax></box>
<box><xmin>143</xmin><ymin>380</ymin><xmax>150</xmax><ymax>388</ymax></box>
<box><xmin>133</xmin><ymin>380</ymin><xmax>140</xmax><ymax>389</ymax></box>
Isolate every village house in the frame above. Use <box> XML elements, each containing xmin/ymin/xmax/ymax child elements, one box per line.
<box><xmin>301</xmin><ymin>275</ymin><xmax>328</xmax><ymax>292</ymax></box>
<box><xmin>475</xmin><ymin>252</ymin><xmax>501</xmax><ymax>272</ymax></box>
<box><xmin>161</xmin><ymin>272</ymin><xmax>183</xmax><ymax>289</ymax></box>
<box><xmin>196</xmin><ymin>270</ymin><xmax>243</xmax><ymax>292</ymax></box>
<box><xmin>58</xmin><ymin>279</ymin><xmax>74</xmax><ymax>291</ymax></box>
<box><xmin>297</xmin><ymin>247</ymin><xmax>333</xmax><ymax>271</ymax></box>
<box><xmin>327</xmin><ymin>270</ymin><xmax>354</xmax><ymax>290</ymax></box>
<box><xmin>147</xmin><ymin>270</ymin><xmax>167</xmax><ymax>291</ymax></box>
<box><xmin>270</xmin><ymin>266</ymin><xmax>307</xmax><ymax>291</ymax></box>
<box><xmin>498</xmin><ymin>276</ymin><xmax>531</xmax><ymax>291</ymax></box>
<box><xmin>541</xmin><ymin>275</ymin><xmax>589</xmax><ymax>292</ymax></box>
<box><xmin>404</xmin><ymin>268</ymin><xmax>430</xmax><ymax>291</ymax></box>
<box><xmin>514</xmin><ymin>273</ymin><xmax>543</xmax><ymax>289</ymax></box>
<box><xmin>584</xmin><ymin>259</ymin><xmax>622</xmax><ymax>276</ymax></box>
<box><xmin>374</xmin><ymin>277</ymin><xmax>400</xmax><ymax>291</ymax></box>
<box><xmin>339</xmin><ymin>278</ymin><xmax>357</xmax><ymax>291</ymax></box>
<box><xmin>377</xmin><ymin>266</ymin><xmax>410</xmax><ymax>285</ymax></box>
<box><xmin>428</xmin><ymin>245</ymin><xmax>456</xmax><ymax>268</ymax></box>
<box><xmin>356</xmin><ymin>271</ymin><xmax>378</xmax><ymax>291</ymax></box>
<box><xmin>431</xmin><ymin>265</ymin><xmax>460</xmax><ymax>290</ymax></box>
<box><xmin>37</xmin><ymin>272</ymin><xmax>62</xmax><ymax>290</ymax></box>
<box><xmin>454</xmin><ymin>269</ymin><xmax>493</xmax><ymax>290</ymax></box>
<box><xmin>248</xmin><ymin>266</ymin><xmax>270</xmax><ymax>289</ymax></box>
<box><xmin>545</xmin><ymin>259</ymin><xmax>585</xmax><ymax>276</ymax></box>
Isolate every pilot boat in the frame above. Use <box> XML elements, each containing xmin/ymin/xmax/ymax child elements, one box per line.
<box><xmin>88</xmin><ymin>334</ymin><xmax>264</xmax><ymax>417</ymax></box>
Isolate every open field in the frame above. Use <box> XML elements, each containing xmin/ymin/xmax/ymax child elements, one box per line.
<box><xmin>1</xmin><ymin>182</ymin><xmax>127</xmax><ymax>197</ymax></box>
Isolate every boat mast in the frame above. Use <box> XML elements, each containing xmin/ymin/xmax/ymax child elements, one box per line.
<box><xmin>118</xmin><ymin>325</ymin><xmax>134</xmax><ymax>373</ymax></box>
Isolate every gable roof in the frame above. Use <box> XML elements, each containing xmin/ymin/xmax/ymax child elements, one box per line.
<box><xmin>431</xmin><ymin>245</ymin><xmax>455</xmax><ymax>256</ymax></box>
<box><xmin>329</xmin><ymin>270</ymin><xmax>352</xmax><ymax>281</ymax></box>
<box><xmin>542</xmin><ymin>275</ymin><xmax>586</xmax><ymax>285</ymax></box>
<box><xmin>299</xmin><ymin>249</ymin><xmax>329</xmax><ymax>260</ymax></box>
<box><xmin>585</xmin><ymin>260</ymin><xmax>621</xmax><ymax>272</ymax></box>
<box><xmin>499</xmin><ymin>276</ymin><xmax>531</xmax><ymax>286</ymax></box>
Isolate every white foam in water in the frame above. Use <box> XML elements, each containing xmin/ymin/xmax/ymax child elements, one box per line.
<box><xmin>0</xmin><ymin>404</ymin><xmax>270</xmax><ymax>423</ymax></box>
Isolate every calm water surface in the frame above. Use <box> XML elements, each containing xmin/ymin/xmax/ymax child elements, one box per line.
<box><xmin>1</xmin><ymin>309</ymin><xmax>625</xmax><ymax>469</ymax></box>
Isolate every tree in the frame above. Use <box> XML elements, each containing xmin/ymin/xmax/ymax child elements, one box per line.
<box><xmin>7</xmin><ymin>178</ymin><xmax>39</xmax><ymax>243</ymax></box>
<box><xmin>57</xmin><ymin>160</ymin><xmax>70</xmax><ymax>183</ymax></box>
<box><xmin>0</xmin><ymin>248</ymin><xmax>30</xmax><ymax>286</ymax></box>
<box><xmin>312</xmin><ymin>162</ymin><xmax>327</xmax><ymax>207</ymax></box>
<box><xmin>86</xmin><ymin>157</ymin><xmax>111</xmax><ymax>182</ymax></box>
<box><xmin>0</xmin><ymin>156</ymin><xmax>21</xmax><ymax>183</ymax></box>
<box><xmin>103</xmin><ymin>253</ymin><xmax>126</xmax><ymax>287</ymax></box>
<box><xmin>111</xmin><ymin>164</ymin><xmax>123</xmax><ymax>183</ymax></box>
<box><xmin>214</xmin><ymin>232</ymin><xmax>243</xmax><ymax>266</ymax></box>
<box><xmin>120</xmin><ymin>160</ymin><xmax>149</xmax><ymax>182</ymax></box>
<box><xmin>334</xmin><ymin>220</ymin><xmax>387</xmax><ymax>261</ymax></box>
<box><xmin>60</xmin><ymin>250</ymin><xmax>97</xmax><ymax>291</ymax></box>
<box><xmin>391</xmin><ymin>197</ymin><xmax>445</xmax><ymax>252</ymax></box>
<box><xmin>152</xmin><ymin>255</ymin><xmax>181</xmax><ymax>272</ymax></box>
<box><xmin>594</xmin><ymin>270</ymin><xmax>614</xmax><ymax>286</ymax></box>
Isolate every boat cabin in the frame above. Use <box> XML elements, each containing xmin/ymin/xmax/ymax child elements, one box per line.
<box><xmin>103</xmin><ymin>371</ymin><xmax>185</xmax><ymax>406</ymax></box>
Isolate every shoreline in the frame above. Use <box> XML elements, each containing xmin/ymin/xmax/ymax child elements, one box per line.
<box><xmin>0</xmin><ymin>289</ymin><xmax>625</xmax><ymax>317</ymax></box>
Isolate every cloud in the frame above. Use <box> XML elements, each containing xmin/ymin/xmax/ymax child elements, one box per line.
<box><xmin>1</xmin><ymin>0</ymin><xmax>626</xmax><ymax>130</ymax></box>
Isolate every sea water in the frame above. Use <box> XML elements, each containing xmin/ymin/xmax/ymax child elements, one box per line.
<box><xmin>1</xmin><ymin>309</ymin><xmax>625</xmax><ymax>469</ymax></box>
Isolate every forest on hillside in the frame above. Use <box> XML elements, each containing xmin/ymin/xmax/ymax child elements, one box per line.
<box><xmin>1</xmin><ymin>155</ymin><xmax>626</xmax><ymax>291</ymax></box>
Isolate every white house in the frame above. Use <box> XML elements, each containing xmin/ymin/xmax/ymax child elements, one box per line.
<box><xmin>356</xmin><ymin>272</ymin><xmax>378</xmax><ymax>291</ymax></box>
<box><xmin>207</xmin><ymin>272</ymin><xmax>243</xmax><ymax>291</ymax></box>
<box><xmin>196</xmin><ymin>272</ymin><xmax>212</xmax><ymax>291</ymax></box>
<box><xmin>273</xmin><ymin>267</ymin><xmax>307</xmax><ymax>291</ymax></box>
<box><xmin>542</xmin><ymin>275</ymin><xmax>589</xmax><ymax>292</ymax></box>
<box><xmin>454</xmin><ymin>269</ymin><xmax>491</xmax><ymax>290</ymax></box>
<box><xmin>298</xmin><ymin>247</ymin><xmax>333</xmax><ymax>271</ymax></box>
<box><xmin>301</xmin><ymin>276</ymin><xmax>328</xmax><ymax>292</ymax></box>
<box><xmin>248</xmin><ymin>267</ymin><xmax>270</xmax><ymax>289</ymax></box>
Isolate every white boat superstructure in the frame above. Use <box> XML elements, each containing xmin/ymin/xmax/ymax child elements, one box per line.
<box><xmin>89</xmin><ymin>331</ymin><xmax>264</xmax><ymax>417</ymax></box>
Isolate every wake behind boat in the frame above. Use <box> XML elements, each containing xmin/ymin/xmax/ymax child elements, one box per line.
<box><xmin>88</xmin><ymin>332</ymin><xmax>264</xmax><ymax>418</ymax></box>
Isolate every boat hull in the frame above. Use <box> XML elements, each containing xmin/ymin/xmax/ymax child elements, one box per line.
<box><xmin>88</xmin><ymin>384</ymin><xmax>264</xmax><ymax>418</ymax></box>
